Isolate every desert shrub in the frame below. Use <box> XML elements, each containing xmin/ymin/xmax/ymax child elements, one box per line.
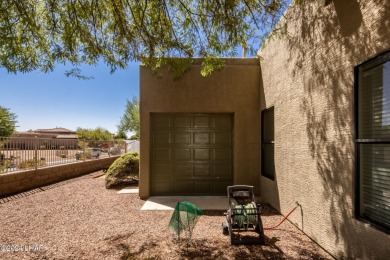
<box><xmin>17</xmin><ymin>159</ymin><xmax>46</xmax><ymax>169</ymax></box>
<box><xmin>75</xmin><ymin>150</ymin><xmax>91</xmax><ymax>160</ymax></box>
<box><xmin>0</xmin><ymin>154</ymin><xmax>9</xmax><ymax>174</ymax></box>
<box><xmin>105</xmin><ymin>152</ymin><xmax>139</xmax><ymax>189</ymax></box>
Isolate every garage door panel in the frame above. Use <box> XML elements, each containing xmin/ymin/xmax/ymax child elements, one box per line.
<box><xmin>152</xmin><ymin>181</ymin><xmax>173</xmax><ymax>194</ymax></box>
<box><xmin>214</xmin><ymin>182</ymin><xmax>231</xmax><ymax>194</ymax></box>
<box><xmin>194</xmin><ymin>164</ymin><xmax>211</xmax><ymax>177</ymax></box>
<box><xmin>153</xmin><ymin>132</ymin><xmax>171</xmax><ymax>145</ymax></box>
<box><xmin>215</xmin><ymin>132</ymin><xmax>232</xmax><ymax>145</ymax></box>
<box><xmin>154</xmin><ymin>148</ymin><xmax>171</xmax><ymax>161</ymax></box>
<box><xmin>174</xmin><ymin>115</ymin><xmax>191</xmax><ymax>127</ymax></box>
<box><xmin>173</xmin><ymin>164</ymin><xmax>192</xmax><ymax>179</ymax></box>
<box><xmin>194</xmin><ymin>133</ymin><xmax>211</xmax><ymax>144</ymax></box>
<box><xmin>194</xmin><ymin>149</ymin><xmax>210</xmax><ymax>160</ymax></box>
<box><xmin>173</xmin><ymin>149</ymin><xmax>191</xmax><ymax>160</ymax></box>
<box><xmin>194</xmin><ymin>182</ymin><xmax>213</xmax><ymax>193</ymax></box>
<box><xmin>151</xmin><ymin>113</ymin><xmax>232</xmax><ymax>195</ymax></box>
<box><xmin>153</xmin><ymin>164</ymin><xmax>173</xmax><ymax>179</ymax></box>
<box><xmin>214</xmin><ymin>164</ymin><xmax>232</xmax><ymax>178</ymax></box>
<box><xmin>173</xmin><ymin>182</ymin><xmax>193</xmax><ymax>193</ymax></box>
<box><xmin>153</xmin><ymin>115</ymin><xmax>171</xmax><ymax>128</ymax></box>
<box><xmin>194</xmin><ymin>116</ymin><xmax>211</xmax><ymax>128</ymax></box>
<box><xmin>174</xmin><ymin>133</ymin><xmax>191</xmax><ymax>144</ymax></box>
<box><xmin>214</xmin><ymin>149</ymin><xmax>232</xmax><ymax>161</ymax></box>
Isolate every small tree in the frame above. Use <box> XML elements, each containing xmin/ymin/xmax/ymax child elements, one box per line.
<box><xmin>76</xmin><ymin>127</ymin><xmax>112</xmax><ymax>140</ymax></box>
<box><xmin>0</xmin><ymin>106</ymin><xmax>18</xmax><ymax>137</ymax></box>
<box><xmin>114</xmin><ymin>131</ymin><xmax>127</xmax><ymax>139</ymax></box>
<box><xmin>117</xmin><ymin>97</ymin><xmax>139</xmax><ymax>139</ymax></box>
<box><xmin>0</xmin><ymin>1</ymin><xmax>289</xmax><ymax>77</ymax></box>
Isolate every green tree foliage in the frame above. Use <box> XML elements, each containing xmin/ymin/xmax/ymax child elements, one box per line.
<box><xmin>76</xmin><ymin>127</ymin><xmax>112</xmax><ymax>140</ymax></box>
<box><xmin>118</xmin><ymin>97</ymin><xmax>139</xmax><ymax>139</ymax></box>
<box><xmin>114</xmin><ymin>131</ymin><xmax>127</xmax><ymax>139</ymax></box>
<box><xmin>0</xmin><ymin>106</ymin><xmax>18</xmax><ymax>137</ymax></box>
<box><xmin>0</xmin><ymin>0</ymin><xmax>289</xmax><ymax>77</ymax></box>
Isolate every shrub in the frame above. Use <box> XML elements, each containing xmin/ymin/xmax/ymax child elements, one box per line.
<box><xmin>17</xmin><ymin>159</ymin><xmax>46</xmax><ymax>169</ymax></box>
<box><xmin>75</xmin><ymin>150</ymin><xmax>91</xmax><ymax>160</ymax></box>
<box><xmin>0</xmin><ymin>153</ymin><xmax>9</xmax><ymax>174</ymax></box>
<box><xmin>105</xmin><ymin>152</ymin><xmax>139</xmax><ymax>189</ymax></box>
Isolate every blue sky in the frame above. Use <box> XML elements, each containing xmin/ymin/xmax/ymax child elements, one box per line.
<box><xmin>0</xmin><ymin>62</ymin><xmax>140</xmax><ymax>134</ymax></box>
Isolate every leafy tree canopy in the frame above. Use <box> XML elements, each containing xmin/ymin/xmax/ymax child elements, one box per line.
<box><xmin>114</xmin><ymin>131</ymin><xmax>128</xmax><ymax>139</ymax></box>
<box><xmin>76</xmin><ymin>126</ymin><xmax>113</xmax><ymax>140</ymax></box>
<box><xmin>0</xmin><ymin>0</ymin><xmax>290</xmax><ymax>77</ymax></box>
<box><xmin>0</xmin><ymin>106</ymin><xmax>18</xmax><ymax>137</ymax></box>
<box><xmin>118</xmin><ymin>96</ymin><xmax>139</xmax><ymax>139</ymax></box>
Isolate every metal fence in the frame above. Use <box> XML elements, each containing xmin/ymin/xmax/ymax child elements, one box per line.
<box><xmin>0</xmin><ymin>137</ymin><xmax>128</xmax><ymax>174</ymax></box>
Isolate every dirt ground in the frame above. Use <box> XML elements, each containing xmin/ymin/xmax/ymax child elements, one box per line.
<box><xmin>0</xmin><ymin>171</ymin><xmax>333</xmax><ymax>259</ymax></box>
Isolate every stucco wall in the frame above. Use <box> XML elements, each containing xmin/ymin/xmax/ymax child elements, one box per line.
<box><xmin>258</xmin><ymin>0</ymin><xmax>390</xmax><ymax>258</ymax></box>
<box><xmin>139</xmin><ymin>59</ymin><xmax>261</xmax><ymax>198</ymax></box>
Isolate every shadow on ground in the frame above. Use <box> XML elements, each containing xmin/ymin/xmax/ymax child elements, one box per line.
<box><xmin>114</xmin><ymin>237</ymin><xmax>330</xmax><ymax>260</ymax></box>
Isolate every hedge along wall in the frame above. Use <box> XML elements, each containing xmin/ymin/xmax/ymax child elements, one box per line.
<box><xmin>0</xmin><ymin>156</ymin><xmax>119</xmax><ymax>197</ymax></box>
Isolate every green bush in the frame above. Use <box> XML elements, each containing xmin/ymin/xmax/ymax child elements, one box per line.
<box><xmin>17</xmin><ymin>159</ymin><xmax>46</xmax><ymax>169</ymax></box>
<box><xmin>0</xmin><ymin>153</ymin><xmax>9</xmax><ymax>174</ymax></box>
<box><xmin>105</xmin><ymin>152</ymin><xmax>139</xmax><ymax>189</ymax></box>
<box><xmin>75</xmin><ymin>150</ymin><xmax>91</xmax><ymax>160</ymax></box>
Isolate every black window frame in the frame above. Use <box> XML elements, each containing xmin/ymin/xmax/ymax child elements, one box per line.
<box><xmin>355</xmin><ymin>50</ymin><xmax>390</xmax><ymax>234</ymax></box>
<box><xmin>261</xmin><ymin>106</ymin><xmax>275</xmax><ymax>180</ymax></box>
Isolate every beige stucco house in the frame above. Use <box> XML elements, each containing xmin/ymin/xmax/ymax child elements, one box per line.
<box><xmin>140</xmin><ymin>0</ymin><xmax>390</xmax><ymax>258</ymax></box>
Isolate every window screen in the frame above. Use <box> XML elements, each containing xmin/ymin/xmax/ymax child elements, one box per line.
<box><xmin>262</xmin><ymin>107</ymin><xmax>275</xmax><ymax>180</ymax></box>
<box><xmin>356</xmin><ymin>51</ymin><xmax>390</xmax><ymax>231</ymax></box>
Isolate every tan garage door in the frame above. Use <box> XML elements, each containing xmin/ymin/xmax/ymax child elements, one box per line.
<box><xmin>151</xmin><ymin>113</ymin><xmax>233</xmax><ymax>195</ymax></box>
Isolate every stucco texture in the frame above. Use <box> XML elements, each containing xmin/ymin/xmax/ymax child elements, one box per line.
<box><xmin>258</xmin><ymin>0</ymin><xmax>390</xmax><ymax>258</ymax></box>
<box><xmin>140</xmin><ymin>59</ymin><xmax>261</xmax><ymax>198</ymax></box>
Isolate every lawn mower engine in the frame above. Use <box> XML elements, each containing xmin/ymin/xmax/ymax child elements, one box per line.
<box><xmin>222</xmin><ymin>185</ymin><xmax>265</xmax><ymax>245</ymax></box>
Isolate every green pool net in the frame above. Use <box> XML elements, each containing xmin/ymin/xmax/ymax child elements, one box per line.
<box><xmin>168</xmin><ymin>201</ymin><xmax>203</xmax><ymax>241</ymax></box>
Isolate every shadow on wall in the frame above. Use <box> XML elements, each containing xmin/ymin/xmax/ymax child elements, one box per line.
<box><xmin>285</xmin><ymin>0</ymin><xmax>390</xmax><ymax>258</ymax></box>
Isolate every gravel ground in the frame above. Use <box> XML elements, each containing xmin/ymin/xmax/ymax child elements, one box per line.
<box><xmin>0</xmin><ymin>171</ymin><xmax>333</xmax><ymax>260</ymax></box>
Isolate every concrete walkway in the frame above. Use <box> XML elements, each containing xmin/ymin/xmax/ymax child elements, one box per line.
<box><xmin>141</xmin><ymin>196</ymin><xmax>228</xmax><ymax>210</ymax></box>
<box><xmin>116</xmin><ymin>186</ymin><xmax>228</xmax><ymax>211</ymax></box>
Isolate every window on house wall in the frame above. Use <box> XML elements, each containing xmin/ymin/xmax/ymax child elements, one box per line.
<box><xmin>356</xmin><ymin>50</ymin><xmax>390</xmax><ymax>232</ymax></box>
<box><xmin>261</xmin><ymin>107</ymin><xmax>275</xmax><ymax>180</ymax></box>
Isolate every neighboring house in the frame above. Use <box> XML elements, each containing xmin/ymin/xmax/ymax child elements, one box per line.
<box><xmin>33</xmin><ymin>127</ymin><xmax>77</xmax><ymax>136</ymax></box>
<box><xmin>9</xmin><ymin>127</ymin><xmax>78</xmax><ymax>149</ymax></box>
<box><xmin>13</xmin><ymin>127</ymin><xmax>77</xmax><ymax>139</ymax></box>
<box><xmin>140</xmin><ymin>0</ymin><xmax>390</xmax><ymax>258</ymax></box>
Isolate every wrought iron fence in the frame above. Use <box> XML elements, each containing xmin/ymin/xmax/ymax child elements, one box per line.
<box><xmin>0</xmin><ymin>137</ymin><xmax>127</xmax><ymax>174</ymax></box>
